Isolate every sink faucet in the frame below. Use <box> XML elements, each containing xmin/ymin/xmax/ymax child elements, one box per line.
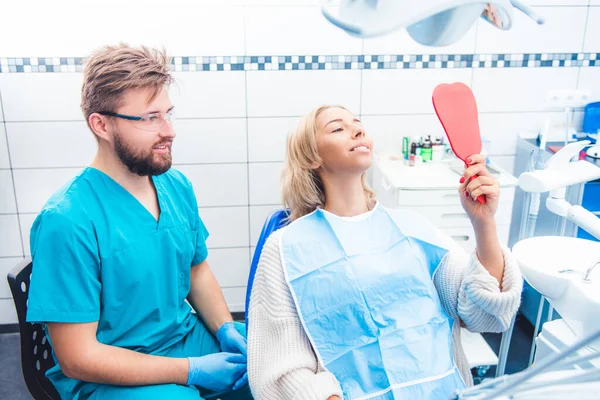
<box><xmin>584</xmin><ymin>261</ymin><xmax>600</xmax><ymax>283</ymax></box>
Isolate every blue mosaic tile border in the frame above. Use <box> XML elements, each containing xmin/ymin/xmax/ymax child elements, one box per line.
<box><xmin>1</xmin><ymin>52</ymin><xmax>599</xmax><ymax>73</ymax></box>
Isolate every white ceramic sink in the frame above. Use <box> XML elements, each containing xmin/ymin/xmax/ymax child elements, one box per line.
<box><xmin>513</xmin><ymin>236</ymin><xmax>600</xmax><ymax>349</ymax></box>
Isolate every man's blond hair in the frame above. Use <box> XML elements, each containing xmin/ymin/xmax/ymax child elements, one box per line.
<box><xmin>81</xmin><ymin>43</ymin><xmax>173</xmax><ymax>130</ymax></box>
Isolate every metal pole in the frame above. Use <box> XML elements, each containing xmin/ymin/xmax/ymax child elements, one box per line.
<box><xmin>496</xmin><ymin>314</ymin><xmax>516</xmax><ymax>377</ymax></box>
<box><xmin>528</xmin><ymin>296</ymin><xmax>546</xmax><ymax>367</ymax></box>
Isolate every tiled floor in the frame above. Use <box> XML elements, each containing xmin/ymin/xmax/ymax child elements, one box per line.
<box><xmin>0</xmin><ymin>314</ymin><xmax>535</xmax><ymax>400</ymax></box>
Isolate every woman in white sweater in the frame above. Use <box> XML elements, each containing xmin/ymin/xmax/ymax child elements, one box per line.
<box><xmin>247</xmin><ymin>105</ymin><xmax>522</xmax><ymax>400</ymax></box>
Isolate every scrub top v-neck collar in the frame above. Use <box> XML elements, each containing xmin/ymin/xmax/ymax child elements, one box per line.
<box><xmin>85</xmin><ymin>166</ymin><xmax>166</xmax><ymax>230</ymax></box>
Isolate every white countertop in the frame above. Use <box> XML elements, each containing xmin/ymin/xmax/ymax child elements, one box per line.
<box><xmin>374</xmin><ymin>153</ymin><xmax>519</xmax><ymax>191</ymax></box>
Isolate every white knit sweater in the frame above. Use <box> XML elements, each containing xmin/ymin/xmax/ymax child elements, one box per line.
<box><xmin>247</xmin><ymin>207</ymin><xmax>523</xmax><ymax>400</ymax></box>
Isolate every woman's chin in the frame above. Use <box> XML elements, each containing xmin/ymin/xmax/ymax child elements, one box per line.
<box><xmin>348</xmin><ymin>161</ymin><xmax>372</xmax><ymax>175</ymax></box>
<box><xmin>358</xmin><ymin>158</ymin><xmax>373</xmax><ymax>170</ymax></box>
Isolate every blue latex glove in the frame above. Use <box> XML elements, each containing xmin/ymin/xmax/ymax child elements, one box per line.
<box><xmin>232</xmin><ymin>371</ymin><xmax>248</xmax><ymax>391</ymax></box>
<box><xmin>216</xmin><ymin>321</ymin><xmax>247</xmax><ymax>357</ymax></box>
<box><xmin>187</xmin><ymin>352</ymin><xmax>247</xmax><ymax>392</ymax></box>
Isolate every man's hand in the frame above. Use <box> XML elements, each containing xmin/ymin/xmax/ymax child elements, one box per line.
<box><xmin>216</xmin><ymin>322</ymin><xmax>247</xmax><ymax>356</ymax></box>
<box><xmin>215</xmin><ymin>322</ymin><xmax>249</xmax><ymax>390</ymax></box>
<box><xmin>187</xmin><ymin>352</ymin><xmax>247</xmax><ymax>392</ymax></box>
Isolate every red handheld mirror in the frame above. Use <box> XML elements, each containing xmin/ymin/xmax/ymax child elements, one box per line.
<box><xmin>432</xmin><ymin>82</ymin><xmax>485</xmax><ymax>204</ymax></box>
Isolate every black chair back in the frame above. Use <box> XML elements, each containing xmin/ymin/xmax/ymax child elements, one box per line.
<box><xmin>7</xmin><ymin>258</ymin><xmax>61</xmax><ymax>400</ymax></box>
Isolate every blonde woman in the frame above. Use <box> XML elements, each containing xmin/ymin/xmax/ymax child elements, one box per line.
<box><xmin>247</xmin><ymin>105</ymin><xmax>523</xmax><ymax>400</ymax></box>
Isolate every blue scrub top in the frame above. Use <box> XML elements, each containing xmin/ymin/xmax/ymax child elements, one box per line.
<box><xmin>26</xmin><ymin>167</ymin><xmax>209</xmax><ymax>397</ymax></box>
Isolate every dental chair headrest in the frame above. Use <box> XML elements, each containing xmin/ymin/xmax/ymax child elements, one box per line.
<box><xmin>321</xmin><ymin>0</ymin><xmax>515</xmax><ymax>46</ymax></box>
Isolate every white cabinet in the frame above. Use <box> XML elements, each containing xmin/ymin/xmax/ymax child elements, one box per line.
<box><xmin>372</xmin><ymin>155</ymin><xmax>518</xmax><ymax>253</ymax></box>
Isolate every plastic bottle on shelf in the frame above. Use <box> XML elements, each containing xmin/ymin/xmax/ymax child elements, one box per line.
<box><xmin>421</xmin><ymin>135</ymin><xmax>432</xmax><ymax>162</ymax></box>
<box><xmin>432</xmin><ymin>135</ymin><xmax>444</xmax><ymax>162</ymax></box>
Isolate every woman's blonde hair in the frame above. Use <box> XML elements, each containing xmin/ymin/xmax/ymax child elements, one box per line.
<box><xmin>281</xmin><ymin>105</ymin><xmax>376</xmax><ymax>221</ymax></box>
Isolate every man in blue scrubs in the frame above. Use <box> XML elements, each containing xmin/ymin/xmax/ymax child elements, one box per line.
<box><xmin>26</xmin><ymin>44</ymin><xmax>252</xmax><ymax>400</ymax></box>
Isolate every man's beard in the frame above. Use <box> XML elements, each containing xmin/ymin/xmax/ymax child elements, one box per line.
<box><xmin>114</xmin><ymin>131</ymin><xmax>172</xmax><ymax>176</ymax></box>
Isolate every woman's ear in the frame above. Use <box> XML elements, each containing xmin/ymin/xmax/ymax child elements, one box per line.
<box><xmin>310</xmin><ymin>162</ymin><xmax>321</xmax><ymax>170</ymax></box>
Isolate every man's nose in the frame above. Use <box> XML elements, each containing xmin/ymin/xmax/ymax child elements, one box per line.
<box><xmin>159</xmin><ymin>120</ymin><xmax>176</xmax><ymax>138</ymax></box>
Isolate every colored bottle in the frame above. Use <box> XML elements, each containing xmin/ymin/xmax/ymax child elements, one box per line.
<box><xmin>421</xmin><ymin>136</ymin><xmax>432</xmax><ymax>162</ymax></box>
<box><xmin>431</xmin><ymin>135</ymin><xmax>444</xmax><ymax>162</ymax></box>
<box><xmin>403</xmin><ymin>137</ymin><xmax>411</xmax><ymax>161</ymax></box>
<box><xmin>409</xmin><ymin>154</ymin><xmax>416</xmax><ymax>167</ymax></box>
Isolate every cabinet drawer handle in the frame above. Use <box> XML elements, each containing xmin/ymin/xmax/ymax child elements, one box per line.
<box><xmin>451</xmin><ymin>235</ymin><xmax>470</xmax><ymax>242</ymax></box>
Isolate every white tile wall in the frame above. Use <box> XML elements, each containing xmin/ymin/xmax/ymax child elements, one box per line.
<box><xmin>360</xmin><ymin>114</ymin><xmax>447</xmax><ymax>154</ymax></box>
<box><xmin>363</xmin><ymin>23</ymin><xmax>476</xmax><ymax>55</ymax></box>
<box><xmin>208</xmin><ymin>247</ymin><xmax>250</xmax><ymax>288</ymax></box>
<box><xmin>475</xmin><ymin>6</ymin><xmax>587</xmax><ymax>54</ymax></box>
<box><xmin>246</xmin><ymin>70</ymin><xmax>361</xmax><ymax>117</ymax></box>
<box><xmin>478</xmin><ymin>112</ymin><xmax>566</xmax><ymax>155</ymax></box>
<box><xmin>12</xmin><ymin>168</ymin><xmax>80</xmax><ymax>214</ymax></box>
<box><xmin>172</xmin><ymin>119</ymin><xmax>247</xmax><ymax>164</ymax></box>
<box><xmin>363</xmin><ymin>111</ymin><xmax>581</xmax><ymax>160</ymax></box>
<box><xmin>19</xmin><ymin>213</ymin><xmax>36</xmax><ymax>256</ymax></box>
<box><xmin>157</xmin><ymin>6</ymin><xmax>246</xmax><ymax>56</ymax></box>
<box><xmin>249</xmin><ymin>204</ymin><xmax>283</xmax><ymax>244</ymax></box>
<box><xmin>0</xmin><ymin>3</ymin><xmax>84</xmax><ymax>57</ymax></box>
<box><xmin>222</xmin><ymin>287</ymin><xmax>246</xmax><ymax>312</ymax></box>
<box><xmin>584</xmin><ymin>7</ymin><xmax>600</xmax><ymax>52</ymax></box>
<box><xmin>0</xmin><ymin>257</ymin><xmax>23</xmax><ymax>299</ymax></box>
<box><xmin>0</xmin><ymin>215</ymin><xmax>23</xmax><ymax>258</ymax></box>
<box><xmin>0</xmin><ymin>3</ymin><xmax>245</xmax><ymax>57</ymax></box>
<box><xmin>472</xmin><ymin>67</ymin><xmax>578</xmax><ymax>112</ymax></box>
<box><xmin>0</xmin><ymin>170</ymin><xmax>17</xmax><ymax>214</ymax></box>
<box><xmin>249</xmin><ymin>162</ymin><xmax>283</xmax><ymax>205</ymax></box>
<box><xmin>248</xmin><ymin>117</ymin><xmax>297</xmax><ymax>162</ymax></box>
<box><xmin>578</xmin><ymin>67</ymin><xmax>600</xmax><ymax>102</ymax></box>
<box><xmin>200</xmin><ymin>206</ymin><xmax>249</xmax><ymax>248</ymax></box>
<box><xmin>0</xmin><ymin>125</ymin><xmax>9</xmax><ymax>169</ymax></box>
<box><xmin>361</xmin><ymin>69</ymin><xmax>473</xmax><ymax>115</ymax></box>
<box><xmin>170</xmin><ymin>72</ymin><xmax>246</xmax><ymax>119</ymax></box>
<box><xmin>0</xmin><ymin>74</ymin><xmax>84</xmax><ymax>122</ymax></box>
<box><xmin>0</xmin><ymin>89</ymin><xmax>4</xmax><ymax>121</ymax></box>
<box><xmin>176</xmin><ymin>164</ymin><xmax>248</xmax><ymax>207</ymax></box>
<box><xmin>6</xmin><ymin>122</ymin><xmax>95</xmax><ymax>168</ymax></box>
<box><xmin>245</xmin><ymin>6</ymin><xmax>362</xmax><ymax>56</ymax></box>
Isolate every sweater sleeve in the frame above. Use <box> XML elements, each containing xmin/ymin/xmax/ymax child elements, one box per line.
<box><xmin>247</xmin><ymin>230</ymin><xmax>343</xmax><ymax>400</ymax></box>
<box><xmin>433</xmin><ymin>231</ymin><xmax>523</xmax><ymax>333</ymax></box>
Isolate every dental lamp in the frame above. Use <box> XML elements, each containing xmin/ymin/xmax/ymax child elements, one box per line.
<box><xmin>518</xmin><ymin>141</ymin><xmax>600</xmax><ymax>240</ymax></box>
<box><xmin>321</xmin><ymin>0</ymin><xmax>545</xmax><ymax>44</ymax></box>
